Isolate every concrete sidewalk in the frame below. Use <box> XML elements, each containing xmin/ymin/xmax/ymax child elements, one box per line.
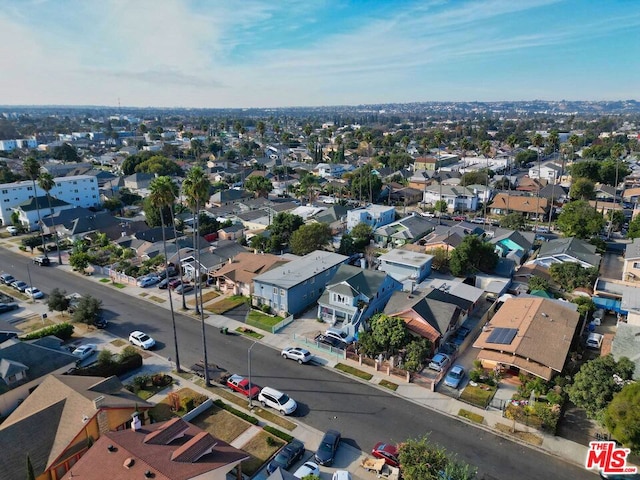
<box><xmin>0</xmin><ymin>239</ymin><xmax>593</xmax><ymax>472</ymax></box>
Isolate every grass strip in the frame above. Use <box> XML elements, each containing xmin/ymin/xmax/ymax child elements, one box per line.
<box><xmin>263</xmin><ymin>425</ymin><xmax>294</xmax><ymax>442</ymax></box>
<box><xmin>458</xmin><ymin>409</ymin><xmax>484</xmax><ymax>423</ymax></box>
<box><xmin>379</xmin><ymin>379</ymin><xmax>399</xmax><ymax>391</ymax></box>
<box><xmin>213</xmin><ymin>399</ymin><xmax>259</xmax><ymax>425</ymax></box>
<box><xmin>335</xmin><ymin>363</ymin><xmax>373</xmax><ymax>381</ymax></box>
<box><xmin>253</xmin><ymin>407</ymin><xmax>297</xmax><ymax>431</ymax></box>
<box><xmin>235</xmin><ymin>327</ymin><xmax>264</xmax><ymax>339</ymax></box>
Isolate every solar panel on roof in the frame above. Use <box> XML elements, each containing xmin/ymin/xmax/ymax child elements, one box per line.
<box><xmin>486</xmin><ymin>327</ymin><xmax>518</xmax><ymax>345</ymax></box>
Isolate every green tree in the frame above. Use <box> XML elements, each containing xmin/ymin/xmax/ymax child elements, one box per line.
<box><xmin>135</xmin><ymin>155</ymin><xmax>183</xmax><ymax>176</ymax></box>
<box><xmin>370</xmin><ymin>314</ymin><xmax>409</xmax><ymax>357</ymax></box>
<box><xmin>608</xmin><ymin>210</ymin><xmax>626</xmax><ymax>231</ymax></box>
<box><xmin>142</xmin><ymin>196</ymin><xmax>172</xmax><ymax>227</ymax></box>
<box><xmin>572</xmin><ymin>296</ymin><xmax>596</xmax><ymax>319</ymax></box>
<box><xmin>434</xmin><ymin>199</ymin><xmax>447</xmax><ymax>213</ymax></box>
<box><xmin>399</xmin><ymin>435</ymin><xmax>477</xmax><ymax>480</ymax></box>
<box><xmin>290</xmin><ymin>223</ymin><xmax>331</xmax><ymax>255</ymax></box>
<box><xmin>569</xmin><ymin>178</ymin><xmax>595</xmax><ymax>200</ymax></box>
<box><xmin>460</xmin><ymin>170</ymin><xmax>489</xmax><ymax>186</ymax></box>
<box><xmin>604</xmin><ymin>382</ymin><xmax>640</xmax><ymax>451</ymax></box>
<box><xmin>103</xmin><ymin>197</ymin><xmax>123</xmax><ymax>212</ymax></box>
<box><xmin>514</xmin><ymin>150</ymin><xmax>537</xmax><ymax>167</ymax></box>
<box><xmin>528</xmin><ymin>276</ymin><xmax>550</xmax><ymax>292</ymax></box>
<box><xmin>149</xmin><ymin>176</ymin><xmax>182</xmax><ymax>372</ymax></box>
<box><xmin>566</xmin><ymin>355</ymin><xmax>634</xmax><ymax>419</ymax></box>
<box><xmin>69</xmin><ymin>251</ymin><xmax>90</xmax><ymax>273</ymax></box>
<box><xmin>569</xmin><ymin>160</ymin><xmax>601</xmax><ymax>182</ymax></box>
<box><xmin>249</xmin><ymin>234</ymin><xmax>269</xmax><ymax>252</ymax></box>
<box><xmin>47</xmin><ymin>288</ymin><xmax>70</xmax><ymax>314</ymax></box>
<box><xmin>499</xmin><ymin>212</ymin><xmax>525</xmax><ymax>230</ymax></box>
<box><xmin>347</xmin><ymin>165</ymin><xmax>382</xmax><ymax>202</ymax></box>
<box><xmin>556</xmin><ymin>200</ymin><xmax>604</xmax><ymax>238</ymax></box>
<box><xmin>268</xmin><ymin>212</ymin><xmax>304</xmax><ymax>253</ymax></box>
<box><xmin>549</xmin><ymin>262</ymin><xmax>598</xmax><ymax>291</ymax></box>
<box><xmin>627</xmin><ymin>215</ymin><xmax>640</xmax><ymax>239</ymax></box>
<box><xmin>350</xmin><ymin>222</ymin><xmax>373</xmax><ymax>250</ymax></box>
<box><xmin>404</xmin><ymin>338</ymin><xmax>431</xmax><ymax>372</ymax></box>
<box><xmin>121</xmin><ymin>151</ymin><xmax>154</xmax><ymax>175</ymax></box>
<box><xmin>338</xmin><ymin>234</ymin><xmax>357</xmax><ymax>256</ymax></box>
<box><xmin>52</xmin><ymin>142</ymin><xmax>79</xmax><ymax>163</ymax></box>
<box><xmin>599</xmin><ymin>158</ymin><xmax>631</xmax><ymax>186</ymax></box>
<box><xmin>244</xmin><ymin>176</ymin><xmax>273</xmax><ymax>198</ymax></box>
<box><xmin>71</xmin><ymin>294</ymin><xmax>102</xmax><ymax>325</ymax></box>
<box><xmin>427</xmin><ymin>247</ymin><xmax>449</xmax><ymax>272</ymax></box>
<box><xmin>449</xmin><ymin>235</ymin><xmax>498</xmax><ymax>276</ymax></box>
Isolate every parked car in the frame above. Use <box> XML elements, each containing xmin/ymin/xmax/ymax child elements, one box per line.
<box><xmin>325</xmin><ymin>327</ymin><xmax>353</xmax><ymax>343</ymax></box>
<box><xmin>586</xmin><ymin>332</ymin><xmax>604</xmax><ymax>349</ymax></box>
<box><xmin>72</xmin><ymin>344</ymin><xmax>97</xmax><ymax>361</ymax></box>
<box><xmin>371</xmin><ymin>442</ymin><xmax>400</xmax><ymax>467</ymax></box>
<box><xmin>11</xmin><ymin>280</ymin><xmax>29</xmax><ymax>292</ymax></box>
<box><xmin>258</xmin><ymin>386</ymin><xmax>297</xmax><ymax>415</ymax></box>
<box><xmin>316</xmin><ymin>334</ymin><xmax>346</xmax><ymax>349</ymax></box>
<box><xmin>175</xmin><ymin>282</ymin><xmax>194</xmax><ymax>294</ymax></box>
<box><xmin>0</xmin><ymin>302</ymin><xmax>19</xmax><ymax>313</ymax></box>
<box><xmin>157</xmin><ymin>267</ymin><xmax>178</xmax><ymax>280</ymax></box>
<box><xmin>157</xmin><ymin>278</ymin><xmax>170</xmax><ymax>289</ymax></box>
<box><xmin>314</xmin><ymin>429</ymin><xmax>341</xmax><ymax>466</ymax></box>
<box><xmin>168</xmin><ymin>278</ymin><xmax>184</xmax><ymax>290</ymax></box>
<box><xmin>6</xmin><ymin>226</ymin><xmax>18</xmax><ymax>235</ymax></box>
<box><xmin>0</xmin><ymin>273</ymin><xmax>15</xmax><ymax>284</ymax></box>
<box><xmin>266</xmin><ymin>440</ymin><xmax>305</xmax><ymax>474</ymax></box>
<box><xmin>93</xmin><ymin>313</ymin><xmax>108</xmax><ymax>329</ymax></box>
<box><xmin>128</xmin><ymin>330</ymin><xmax>156</xmax><ymax>350</ymax></box>
<box><xmin>444</xmin><ymin>365</ymin><xmax>465</xmax><ymax>389</ymax></box>
<box><xmin>332</xmin><ymin>471</ymin><xmax>352</xmax><ymax>480</ymax></box>
<box><xmin>25</xmin><ymin>287</ymin><xmax>44</xmax><ymax>299</ymax></box>
<box><xmin>281</xmin><ymin>346</ymin><xmax>313</xmax><ymax>364</ymax></box>
<box><xmin>592</xmin><ymin>308</ymin><xmax>605</xmax><ymax>325</ymax></box>
<box><xmin>293</xmin><ymin>461</ymin><xmax>320</xmax><ymax>479</ymax></box>
<box><xmin>33</xmin><ymin>256</ymin><xmax>50</xmax><ymax>266</ymax></box>
<box><xmin>226</xmin><ymin>374</ymin><xmax>260</xmax><ymax>399</ymax></box>
<box><xmin>428</xmin><ymin>353</ymin><xmax>451</xmax><ymax>372</ymax></box>
<box><xmin>137</xmin><ymin>275</ymin><xmax>160</xmax><ymax>288</ymax></box>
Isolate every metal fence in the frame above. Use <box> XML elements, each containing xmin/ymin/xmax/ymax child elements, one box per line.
<box><xmin>272</xmin><ymin>314</ymin><xmax>294</xmax><ymax>333</ymax></box>
<box><xmin>293</xmin><ymin>333</ymin><xmax>346</xmax><ymax>359</ymax></box>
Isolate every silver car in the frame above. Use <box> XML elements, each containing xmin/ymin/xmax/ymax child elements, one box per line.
<box><xmin>281</xmin><ymin>347</ymin><xmax>312</xmax><ymax>364</ymax></box>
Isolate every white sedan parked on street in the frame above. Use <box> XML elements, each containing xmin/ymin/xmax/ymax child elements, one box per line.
<box><xmin>25</xmin><ymin>287</ymin><xmax>44</xmax><ymax>299</ymax></box>
<box><xmin>129</xmin><ymin>330</ymin><xmax>156</xmax><ymax>350</ymax></box>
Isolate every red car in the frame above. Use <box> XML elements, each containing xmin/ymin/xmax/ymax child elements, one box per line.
<box><xmin>372</xmin><ymin>442</ymin><xmax>400</xmax><ymax>468</ymax></box>
<box><xmin>226</xmin><ymin>374</ymin><xmax>260</xmax><ymax>399</ymax></box>
<box><xmin>168</xmin><ymin>278</ymin><xmax>184</xmax><ymax>290</ymax></box>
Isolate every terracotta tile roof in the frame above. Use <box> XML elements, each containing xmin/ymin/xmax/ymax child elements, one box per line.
<box><xmin>213</xmin><ymin>252</ymin><xmax>290</xmax><ymax>286</ymax></box>
<box><xmin>62</xmin><ymin>420</ymin><xmax>248</xmax><ymax>480</ymax></box>
<box><xmin>398</xmin><ymin>314</ymin><xmax>441</xmax><ymax>343</ymax></box>
<box><xmin>489</xmin><ymin>193</ymin><xmax>548</xmax><ymax>214</ymax></box>
<box><xmin>473</xmin><ymin>297</ymin><xmax>579</xmax><ymax>379</ymax></box>
<box><xmin>144</xmin><ymin>417</ymin><xmax>190</xmax><ymax>445</ymax></box>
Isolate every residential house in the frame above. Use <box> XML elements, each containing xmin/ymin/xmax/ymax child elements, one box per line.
<box><xmin>235</xmin><ymin>209</ymin><xmax>271</xmax><ymax>231</ymax></box>
<box><xmin>420</xmin><ymin>223</ymin><xmax>485</xmax><ymax>253</ymax></box>
<box><xmin>385</xmin><ymin>184</ymin><xmax>423</xmax><ymax>205</ymax></box>
<box><xmin>309</xmin><ymin>204</ymin><xmax>348</xmax><ymax>234</ymax></box>
<box><xmin>209</xmin><ymin>189</ymin><xmax>252</xmax><ymax>207</ymax></box>
<box><xmin>41</xmin><ymin>207</ymin><xmax>129</xmax><ymax>241</ymax></box>
<box><xmin>252</xmin><ymin>250</ymin><xmax>348</xmax><ymax>316</ymax></box>
<box><xmin>346</xmin><ymin>204</ymin><xmax>396</xmax><ymax>232</ymax></box>
<box><xmin>611</xmin><ymin>323</ymin><xmax>640</xmax><ymax>381</ymax></box>
<box><xmin>377</xmin><ymin>248</ymin><xmax>433</xmax><ymax>284</ymax></box>
<box><xmin>413</xmin><ymin>156</ymin><xmax>438</xmax><ymax>171</ymax></box>
<box><xmin>373</xmin><ymin>215</ymin><xmax>435</xmax><ymax>248</ymax></box>
<box><xmin>589</xmin><ymin>199</ymin><xmax>624</xmax><ymax>218</ymax></box>
<box><xmin>594</xmin><ymin>184</ymin><xmax>618</xmax><ymax>202</ymax></box>
<box><xmin>420</xmin><ymin>277</ymin><xmax>484</xmax><ymax>314</ymax></box>
<box><xmin>317</xmin><ymin>265</ymin><xmax>402</xmax><ymax>335</ymax></box>
<box><xmin>489</xmin><ymin>193</ymin><xmax>549</xmax><ymax>219</ymax></box>
<box><xmin>123</xmin><ymin>172</ymin><xmax>155</xmax><ymax>193</ymax></box>
<box><xmin>623</xmin><ymin>238</ymin><xmax>640</xmax><ymax>282</ymax></box>
<box><xmin>473</xmin><ymin>297</ymin><xmax>580</xmax><ymax>380</ymax></box>
<box><xmin>537</xmin><ymin>184</ymin><xmax>569</xmax><ymax>203</ymax></box>
<box><xmin>474</xmin><ymin>273</ymin><xmax>511</xmax><ymax>300</ymax></box>
<box><xmin>181</xmin><ymin>241</ymin><xmax>248</xmax><ymax>282</ymax></box>
<box><xmin>60</xmin><ymin>417</ymin><xmax>249</xmax><ymax>480</ymax></box>
<box><xmin>528</xmin><ymin>163</ymin><xmax>562</xmax><ymax>182</ymax></box>
<box><xmin>489</xmin><ymin>228</ymin><xmax>535</xmax><ymax>265</ymax></box>
<box><xmin>384</xmin><ymin>289</ymin><xmax>462</xmax><ymax>354</ymax></box>
<box><xmin>527</xmin><ymin>237</ymin><xmax>601</xmax><ymax>269</ymax></box>
<box><xmin>0</xmin><ymin>174</ymin><xmax>100</xmax><ymax>227</ymax></box>
<box><xmin>622</xmin><ymin>187</ymin><xmax>640</xmax><ymax>204</ymax></box>
<box><xmin>0</xmin><ymin>374</ymin><xmax>152</xmax><ymax>480</ymax></box>
<box><xmin>212</xmin><ymin>252</ymin><xmax>290</xmax><ymax>296</ymax></box>
<box><xmin>0</xmin><ymin>338</ymin><xmax>78</xmax><ymax>417</ymax></box>
<box><xmin>422</xmin><ymin>184</ymin><xmax>479</xmax><ymax>213</ymax></box>
<box><xmin>13</xmin><ymin>196</ymin><xmax>74</xmax><ymax>231</ymax></box>
<box><xmin>465</xmin><ymin>184</ymin><xmax>494</xmax><ymax>205</ymax></box>
<box><xmin>218</xmin><ymin>223</ymin><xmax>245</xmax><ymax>241</ymax></box>
<box><xmin>515</xmin><ymin>177</ymin><xmax>543</xmax><ymax>193</ymax></box>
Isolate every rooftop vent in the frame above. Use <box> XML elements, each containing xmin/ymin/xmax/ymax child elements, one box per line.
<box><xmin>123</xmin><ymin>458</ymin><xmax>135</xmax><ymax>469</ymax></box>
<box><xmin>107</xmin><ymin>444</ymin><xmax>116</xmax><ymax>452</ymax></box>
<box><xmin>144</xmin><ymin>471</ymin><xmax>154</xmax><ymax>478</ymax></box>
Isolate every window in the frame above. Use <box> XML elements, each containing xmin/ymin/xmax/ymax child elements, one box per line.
<box><xmin>311</xmin><ymin>277</ymin><xmax>315</xmax><ymax>284</ymax></box>
<box><xmin>280</xmin><ymin>289</ymin><xmax>285</xmax><ymax>296</ymax></box>
<box><xmin>273</xmin><ymin>287</ymin><xmax>278</xmax><ymax>295</ymax></box>
<box><xmin>633</xmin><ymin>262</ymin><xmax>640</xmax><ymax>269</ymax></box>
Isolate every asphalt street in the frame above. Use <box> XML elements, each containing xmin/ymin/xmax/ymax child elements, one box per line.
<box><xmin>0</xmin><ymin>249</ymin><xmax>593</xmax><ymax>479</ymax></box>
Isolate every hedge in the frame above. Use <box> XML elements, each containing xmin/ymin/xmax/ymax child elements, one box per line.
<box><xmin>72</xmin><ymin>353</ymin><xmax>143</xmax><ymax>378</ymax></box>
<box><xmin>213</xmin><ymin>399</ymin><xmax>259</xmax><ymax>425</ymax></box>
<box><xmin>22</xmin><ymin>322</ymin><xmax>74</xmax><ymax>341</ymax></box>
<box><xmin>263</xmin><ymin>425</ymin><xmax>294</xmax><ymax>443</ymax></box>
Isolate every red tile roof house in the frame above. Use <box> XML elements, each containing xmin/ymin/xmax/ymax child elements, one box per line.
<box><xmin>61</xmin><ymin>417</ymin><xmax>249</xmax><ymax>480</ymax></box>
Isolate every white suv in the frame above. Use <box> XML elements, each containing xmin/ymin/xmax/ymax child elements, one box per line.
<box><xmin>258</xmin><ymin>386</ymin><xmax>297</xmax><ymax>415</ymax></box>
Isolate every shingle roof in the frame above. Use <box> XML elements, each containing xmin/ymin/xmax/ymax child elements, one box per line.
<box><xmin>324</xmin><ymin>264</ymin><xmax>389</xmax><ymax>299</ymax></box>
<box><xmin>253</xmin><ymin>250</ymin><xmax>348</xmax><ymax>289</ymax></box>
<box><xmin>213</xmin><ymin>252</ymin><xmax>290</xmax><ymax>285</ymax></box>
<box><xmin>625</xmin><ymin>238</ymin><xmax>640</xmax><ymax>260</ymax></box>
<box><xmin>16</xmin><ymin>195</ymin><xmax>70</xmax><ymax>212</ymax></box>
<box><xmin>537</xmin><ymin>237</ymin><xmax>601</xmax><ymax>267</ymax></box>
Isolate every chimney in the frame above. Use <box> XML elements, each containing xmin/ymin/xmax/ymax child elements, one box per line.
<box><xmin>131</xmin><ymin>412</ymin><xmax>142</xmax><ymax>431</ymax></box>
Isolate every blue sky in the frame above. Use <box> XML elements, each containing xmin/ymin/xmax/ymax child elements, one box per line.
<box><xmin>1</xmin><ymin>0</ymin><xmax>638</xmax><ymax>108</ymax></box>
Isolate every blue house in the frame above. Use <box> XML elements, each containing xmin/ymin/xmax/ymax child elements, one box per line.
<box><xmin>252</xmin><ymin>251</ymin><xmax>349</xmax><ymax>316</ymax></box>
<box><xmin>316</xmin><ymin>265</ymin><xmax>403</xmax><ymax>336</ymax></box>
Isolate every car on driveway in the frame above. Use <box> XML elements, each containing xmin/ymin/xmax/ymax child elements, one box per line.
<box><xmin>157</xmin><ymin>278</ymin><xmax>170</xmax><ymax>289</ymax></box>
<box><xmin>281</xmin><ymin>347</ymin><xmax>313</xmax><ymax>364</ymax></box>
<box><xmin>175</xmin><ymin>282</ymin><xmax>194</xmax><ymax>294</ymax></box>
<box><xmin>293</xmin><ymin>461</ymin><xmax>320</xmax><ymax>479</ymax></box>
<box><xmin>168</xmin><ymin>278</ymin><xmax>184</xmax><ymax>289</ymax></box>
<box><xmin>137</xmin><ymin>275</ymin><xmax>160</xmax><ymax>288</ymax></box>
<box><xmin>316</xmin><ymin>334</ymin><xmax>346</xmax><ymax>349</ymax></box>
<box><xmin>266</xmin><ymin>440</ymin><xmax>305</xmax><ymax>474</ymax></box>
<box><xmin>324</xmin><ymin>327</ymin><xmax>353</xmax><ymax>343</ymax></box>
<box><xmin>371</xmin><ymin>442</ymin><xmax>400</xmax><ymax>468</ymax></box>
<box><xmin>314</xmin><ymin>429</ymin><xmax>341</xmax><ymax>466</ymax></box>
<box><xmin>226</xmin><ymin>374</ymin><xmax>260</xmax><ymax>399</ymax></box>
<box><xmin>444</xmin><ymin>364</ymin><xmax>465</xmax><ymax>389</ymax></box>
<box><xmin>258</xmin><ymin>386</ymin><xmax>297</xmax><ymax>415</ymax></box>
<box><xmin>128</xmin><ymin>330</ymin><xmax>156</xmax><ymax>350</ymax></box>
<box><xmin>72</xmin><ymin>344</ymin><xmax>97</xmax><ymax>361</ymax></box>
<box><xmin>6</xmin><ymin>226</ymin><xmax>19</xmax><ymax>235</ymax></box>
<box><xmin>428</xmin><ymin>353</ymin><xmax>451</xmax><ymax>372</ymax></box>
<box><xmin>25</xmin><ymin>287</ymin><xmax>44</xmax><ymax>299</ymax></box>
<box><xmin>11</xmin><ymin>280</ymin><xmax>29</xmax><ymax>292</ymax></box>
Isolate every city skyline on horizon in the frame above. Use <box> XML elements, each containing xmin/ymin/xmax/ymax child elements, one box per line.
<box><xmin>1</xmin><ymin>0</ymin><xmax>639</xmax><ymax>109</ymax></box>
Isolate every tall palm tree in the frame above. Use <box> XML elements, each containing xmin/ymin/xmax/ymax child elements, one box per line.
<box><xmin>37</xmin><ymin>173</ymin><xmax>62</xmax><ymax>264</ymax></box>
<box><xmin>150</xmin><ymin>176</ymin><xmax>182</xmax><ymax>373</ymax></box>
<box><xmin>434</xmin><ymin>131</ymin><xmax>445</xmax><ymax>224</ymax></box>
<box><xmin>480</xmin><ymin>140</ymin><xmax>492</xmax><ymax>226</ymax></box>
<box><xmin>532</xmin><ymin>133</ymin><xmax>545</xmax><ymax>229</ymax></box>
<box><xmin>182</xmin><ymin>167</ymin><xmax>212</xmax><ymax>385</ymax></box>
<box><xmin>23</xmin><ymin>157</ymin><xmax>47</xmax><ymax>258</ymax></box>
<box><xmin>505</xmin><ymin>134</ymin><xmax>518</xmax><ymax>213</ymax></box>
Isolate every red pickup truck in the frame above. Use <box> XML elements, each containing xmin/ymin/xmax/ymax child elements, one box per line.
<box><xmin>226</xmin><ymin>374</ymin><xmax>260</xmax><ymax>399</ymax></box>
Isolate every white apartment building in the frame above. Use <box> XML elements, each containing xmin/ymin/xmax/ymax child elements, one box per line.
<box><xmin>0</xmin><ymin>138</ymin><xmax>37</xmax><ymax>152</ymax></box>
<box><xmin>0</xmin><ymin>175</ymin><xmax>100</xmax><ymax>226</ymax></box>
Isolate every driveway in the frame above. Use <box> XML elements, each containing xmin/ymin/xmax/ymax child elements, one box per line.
<box><xmin>599</xmin><ymin>251</ymin><xmax>623</xmax><ymax>279</ymax></box>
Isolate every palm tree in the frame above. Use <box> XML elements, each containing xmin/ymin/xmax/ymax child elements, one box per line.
<box><xmin>568</xmin><ymin>134</ymin><xmax>580</xmax><ymax>161</ymax></box>
<box><xmin>37</xmin><ymin>173</ymin><xmax>62</xmax><ymax>264</ymax></box>
<box><xmin>532</xmin><ymin>133</ymin><xmax>545</xmax><ymax>229</ymax></box>
<box><xmin>23</xmin><ymin>157</ymin><xmax>47</xmax><ymax>257</ymax></box>
<box><xmin>182</xmin><ymin>167</ymin><xmax>212</xmax><ymax>385</ymax></box>
<box><xmin>150</xmin><ymin>176</ymin><xmax>182</xmax><ymax>373</ymax></box>
<box><xmin>480</xmin><ymin>140</ymin><xmax>492</xmax><ymax>226</ymax></box>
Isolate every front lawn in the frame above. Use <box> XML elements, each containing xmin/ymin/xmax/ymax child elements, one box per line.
<box><xmin>192</xmin><ymin>405</ymin><xmax>251</xmax><ymax>443</ymax></box>
<box><xmin>205</xmin><ymin>295</ymin><xmax>247</xmax><ymax>314</ymax></box>
<box><xmin>239</xmin><ymin>431</ymin><xmax>285</xmax><ymax>477</ymax></box>
<box><xmin>247</xmin><ymin>310</ymin><xmax>283</xmax><ymax>327</ymax></box>
<box><xmin>459</xmin><ymin>384</ymin><xmax>497</xmax><ymax>408</ymax></box>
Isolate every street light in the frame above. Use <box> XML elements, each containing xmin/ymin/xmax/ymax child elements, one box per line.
<box><xmin>248</xmin><ymin>341</ymin><xmax>258</xmax><ymax>408</ymax></box>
